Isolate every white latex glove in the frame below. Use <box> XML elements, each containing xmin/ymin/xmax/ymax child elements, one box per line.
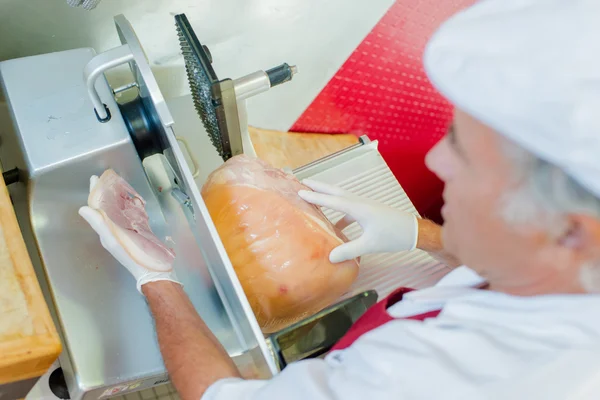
<box><xmin>298</xmin><ymin>179</ymin><xmax>419</xmax><ymax>263</ymax></box>
<box><xmin>78</xmin><ymin>176</ymin><xmax>181</xmax><ymax>293</ymax></box>
<box><xmin>67</xmin><ymin>0</ymin><xmax>101</xmax><ymax>10</ymax></box>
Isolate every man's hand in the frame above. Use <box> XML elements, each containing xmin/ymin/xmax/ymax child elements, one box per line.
<box><xmin>79</xmin><ymin>175</ymin><xmax>239</xmax><ymax>399</ymax></box>
<box><xmin>298</xmin><ymin>179</ymin><xmax>419</xmax><ymax>263</ymax></box>
<box><xmin>299</xmin><ymin>179</ymin><xmax>462</xmax><ymax>268</ymax></box>
<box><xmin>78</xmin><ymin>175</ymin><xmax>181</xmax><ymax>293</ymax></box>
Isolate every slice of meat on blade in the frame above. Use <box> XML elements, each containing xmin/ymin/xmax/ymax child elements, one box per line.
<box><xmin>88</xmin><ymin>169</ymin><xmax>175</xmax><ymax>272</ymax></box>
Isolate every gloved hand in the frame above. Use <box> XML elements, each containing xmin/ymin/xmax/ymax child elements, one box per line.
<box><xmin>67</xmin><ymin>0</ymin><xmax>101</xmax><ymax>10</ymax></box>
<box><xmin>298</xmin><ymin>179</ymin><xmax>419</xmax><ymax>263</ymax></box>
<box><xmin>78</xmin><ymin>176</ymin><xmax>181</xmax><ymax>293</ymax></box>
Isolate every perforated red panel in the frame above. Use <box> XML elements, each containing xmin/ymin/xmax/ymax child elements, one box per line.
<box><xmin>292</xmin><ymin>0</ymin><xmax>476</xmax><ymax>221</ymax></box>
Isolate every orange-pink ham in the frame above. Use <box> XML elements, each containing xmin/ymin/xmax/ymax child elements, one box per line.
<box><xmin>202</xmin><ymin>155</ymin><xmax>359</xmax><ymax>333</ymax></box>
<box><xmin>88</xmin><ymin>169</ymin><xmax>175</xmax><ymax>272</ymax></box>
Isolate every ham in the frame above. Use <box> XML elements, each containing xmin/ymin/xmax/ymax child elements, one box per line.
<box><xmin>88</xmin><ymin>169</ymin><xmax>175</xmax><ymax>272</ymax></box>
<box><xmin>202</xmin><ymin>155</ymin><xmax>359</xmax><ymax>333</ymax></box>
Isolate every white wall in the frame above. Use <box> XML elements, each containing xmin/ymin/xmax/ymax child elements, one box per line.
<box><xmin>0</xmin><ymin>0</ymin><xmax>393</xmax><ymax>130</ymax></box>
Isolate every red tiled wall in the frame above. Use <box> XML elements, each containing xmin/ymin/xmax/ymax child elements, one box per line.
<box><xmin>292</xmin><ymin>0</ymin><xmax>476</xmax><ymax>221</ymax></box>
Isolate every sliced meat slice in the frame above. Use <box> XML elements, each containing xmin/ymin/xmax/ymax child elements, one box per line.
<box><xmin>88</xmin><ymin>169</ymin><xmax>175</xmax><ymax>272</ymax></box>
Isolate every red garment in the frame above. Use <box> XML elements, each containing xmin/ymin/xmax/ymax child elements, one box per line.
<box><xmin>332</xmin><ymin>287</ymin><xmax>442</xmax><ymax>351</ymax></box>
<box><xmin>291</xmin><ymin>1</ymin><xmax>478</xmax><ymax>222</ymax></box>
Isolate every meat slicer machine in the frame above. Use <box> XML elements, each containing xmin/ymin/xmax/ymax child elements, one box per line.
<box><xmin>0</xmin><ymin>15</ymin><xmax>448</xmax><ymax>400</ymax></box>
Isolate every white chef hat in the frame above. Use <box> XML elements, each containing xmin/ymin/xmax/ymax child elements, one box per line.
<box><xmin>423</xmin><ymin>0</ymin><xmax>600</xmax><ymax>198</ymax></box>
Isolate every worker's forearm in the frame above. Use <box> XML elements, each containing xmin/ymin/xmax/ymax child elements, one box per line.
<box><xmin>416</xmin><ymin>219</ymin><xmax>461</xmax><ymax>268</ymax></box>
<box><xmin>142</xmin><ymin>281</ymin><xmax>241</xmax><ymax>400</ymax></box>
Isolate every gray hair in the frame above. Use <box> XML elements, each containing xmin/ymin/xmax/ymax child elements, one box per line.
<box><xmin>501</xmin><ymin>140</ymin><xmax>600</xmax><ymax>292</ymax></box>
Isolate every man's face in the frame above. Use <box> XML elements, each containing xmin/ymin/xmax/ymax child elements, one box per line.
<box><xmin>425</xmin><ymin>110</ymin><xmax>558</xmax><ymax>289</ymax></box>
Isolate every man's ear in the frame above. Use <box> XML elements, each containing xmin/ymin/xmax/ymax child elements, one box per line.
<box><xmin>559</xmin><ymin>214</ymin><xmax>600</xmax><ymax>257</ymax></box>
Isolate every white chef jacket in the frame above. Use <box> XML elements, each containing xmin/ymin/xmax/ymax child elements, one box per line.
<box><xmin>202</xmin><ymin>267</ymin><xmax>600</xmax><ymax>400</ymax></box>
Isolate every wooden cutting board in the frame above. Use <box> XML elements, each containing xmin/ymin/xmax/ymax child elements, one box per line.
<box><xmin>0</xmin><ymin>173</ymin><xmax>61</xmax><ymax>385</ymax></box>
<box><xmin>249</xmin><ymin>126</ymin><xmax>359</xmax><ymax>170</ymax></box>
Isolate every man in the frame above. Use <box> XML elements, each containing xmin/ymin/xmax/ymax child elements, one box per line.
<box><xmin>79</xmin><ymin>0</ymin><xmax>600</xmax><ymax>399</ymax></box>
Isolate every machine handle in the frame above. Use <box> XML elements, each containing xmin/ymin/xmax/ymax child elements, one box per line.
<box><xmin>266</xmin><ymin>63</ymin><xmax>297</xmax><ymax>87</ymax></box>
<box><xmin>83</xmin><ymin>44</ymin><xmax>135</xmax><ymax>122</ymax></box>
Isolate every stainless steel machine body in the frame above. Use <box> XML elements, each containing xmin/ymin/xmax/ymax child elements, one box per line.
<box><xmin>0</xmin><ymin>16</ymin><xmax>277</xmax><ymax>400</ymax></box>
<box><xmin>0</xmin><ymin>14</ymin><xmax>449</xmax><ymax>400</ymax></box>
